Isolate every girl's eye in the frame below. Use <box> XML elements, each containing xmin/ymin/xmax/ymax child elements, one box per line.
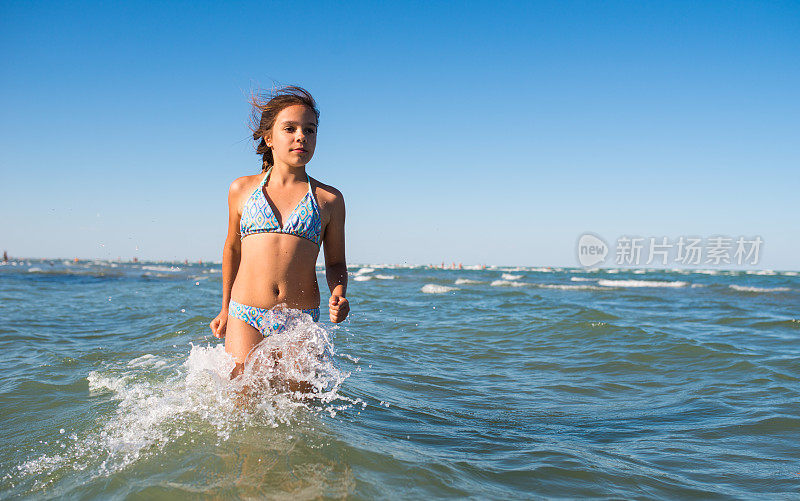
<box><xmin>284</xmin><ymin>127</ymin><xmax>294</xmax><ymax>132</ymax></box>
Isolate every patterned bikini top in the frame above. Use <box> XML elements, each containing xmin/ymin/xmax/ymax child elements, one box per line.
<box><xmin>239</xmin><ymin>168</ymin><xmax>323</xmax><ymax>246</ymax></box>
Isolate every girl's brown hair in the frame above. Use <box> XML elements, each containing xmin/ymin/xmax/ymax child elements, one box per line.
<box><xmin>250</xmin><ymin>85</ymin><xmax>320</xmax><ymax>172</ymax></box>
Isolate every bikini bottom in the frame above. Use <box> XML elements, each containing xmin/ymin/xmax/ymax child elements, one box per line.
<box><xmin>228</xmin><ymin>299</ymin><xmax>320</xmax><ymax>337</ymax></box>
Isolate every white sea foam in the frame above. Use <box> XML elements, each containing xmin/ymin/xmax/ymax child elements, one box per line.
<box><xmin>694</xmin><ymin>269</ymin><xmax>719</xmax><ymax>275</ymax></box>
<box><xmin>374</xmin><ymin>274</ymin><xmax>396</xmax><ymax>280</ymax></box>
<box><xmin>535</xmin><ymin>283</ymin><xmax>604</xmax><ymax>291</ymax></box>
<box><xmin>455</xmin><ymin>278</ymin><xmax>482</xmax><ymax>285</ymax></box>
<box><xmin>501</xmin><ymin>273</ymin><xmax>523</xmax><ymax>280</ymax></box>
<box><xmin>570</xmin><ymin>277</ymin><xmax>594</xmax><ymax>282</ymax></box>
<box><xmin>490</xmin><ymin>280</ymin><xmax>527</xmax><ymax>287</ymax></box>
<box><xmin>354</xmin><ymin>267</ymin><xmax>374</xmax><ymax>275</ymax></box>
<box><xmin>746</xmin><ymin>270</ymin><xmax>777</xmax><ymax>276</ymax></box>
<box><xmin>141</xmin><ymin>265</ymin><xmax>181</xmax><ymax>272</ymax></box>
<box><xmin>18</xmin><ymin>310</ymin><xmax>355</xmax><ymax>480</ymax></box>
<box><xmin>354</xmin><ymin>275</ymin><xmax>372</xmax><ymax>281</ymax></box>
<box><xmin>421</xmin><ymin>284</ymin><xmax>456</xmax><ymax>294</ymax></box>
<box><xmin>86</xmin><ymin>372</ymin><xmax>132</xmax><ymax>394</ymax></box>
<box><xmin>598</xmin><ymin>279</ymin><xmax>688</xmax><ymax>288</ymax></box>
<box><xmin>529</xmin><ymin>267</ymin><xmax>554</xmax><ymax>272</ymax></box>
<box><xmin>127</xmin><ymin>353</ymin><xmax>167</xmax><ymax>369</ymax></box>
<box><xmin>783</xmin><ymin>271</ymin><xmax>798</xmax><ymax>276</ymax></box>
<box><xmin>729</xmin><ymin>285</ymin><xmax>791</xmax><ymax>293</ymax></box>
<box><xmin>28</xmin><ymin>267</ymin><xmax>43</xmax><ymax>273</ymax></box>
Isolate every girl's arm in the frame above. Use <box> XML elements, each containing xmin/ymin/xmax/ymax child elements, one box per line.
<box><xmin>210</xmin><ymin>179</ymin><xmax>244</xmax><ymax>337</ymax></box>
<box><xmin>324</xmin><ymin>190</ymin><xmax>348</xmax><ymax>322</ymax></box>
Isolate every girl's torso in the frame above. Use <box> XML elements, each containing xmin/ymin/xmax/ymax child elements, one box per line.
<box><xmin>230</xmin><ymin>169</ymin><xmax>331</xmax><ymax>310</ymax></box>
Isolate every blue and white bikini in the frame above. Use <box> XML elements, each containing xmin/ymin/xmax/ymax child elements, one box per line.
<box><xmin>228</xmin><ymin>168</ymin><xmax>323</xmax><ymax>335</ymax></box>
<box><xmin>239</xmin><ymin>167</ymin><xmax>323</xmax><ymax>246</ymax></box>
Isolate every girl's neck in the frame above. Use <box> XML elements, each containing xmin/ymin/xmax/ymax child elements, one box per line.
<box><xmin>267</xmin><ymin>162</ymin><xmax>307</xmax><ymax>186</ymax></box>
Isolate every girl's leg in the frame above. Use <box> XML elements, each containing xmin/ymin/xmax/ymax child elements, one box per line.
<box><xmin>225</xmin><ymin>314</ymin><xmax>264</xmax><ymax>379</ymax></box>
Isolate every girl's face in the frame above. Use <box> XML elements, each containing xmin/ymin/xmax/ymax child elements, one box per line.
<box><xmin>268</xmin><ymin>104</ymin><xmax>317</xmax><ymax>168</ymax></box>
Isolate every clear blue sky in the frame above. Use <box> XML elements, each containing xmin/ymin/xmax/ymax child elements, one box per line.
<box><xmin>1</xmin><ymin>0</ymin><xmax>798</xmax><ymax>268</ymax></box>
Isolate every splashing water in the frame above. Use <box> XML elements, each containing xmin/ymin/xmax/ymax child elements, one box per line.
<box><xmin>11</xmin><ymin>307</ymin><xmax>356</xmax><ymax>486</ymax></box>
<box><xmin>227</xmin><ymin>305</ymin><xmax>353</xmax><ymax>419</ymax></box>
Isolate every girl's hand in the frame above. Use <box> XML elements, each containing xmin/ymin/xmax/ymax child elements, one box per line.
<box><xmin>329</xmin><ymin>295</ymin><xmax>349</xmax><ymax>323</ymax></box>
<box><xmin>210</xmin><ymin>310</ymin><xmax>228</xmax><ymax>338</ymax></box>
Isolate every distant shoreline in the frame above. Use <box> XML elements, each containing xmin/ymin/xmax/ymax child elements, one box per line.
<box><xmin>1</xmin><ymin>257</ymin><xmax>797</xmax><ymax>274</ymax></box>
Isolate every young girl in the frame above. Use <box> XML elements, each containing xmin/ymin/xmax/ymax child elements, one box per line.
<box><xmin>209</xmin><ymin>86</ymin><xmax>349</xmax><ymax>379</ymax></box>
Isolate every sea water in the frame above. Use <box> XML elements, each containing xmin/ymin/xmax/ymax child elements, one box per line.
<box><xmin>1</xmin><ymin>260</ymin><xmax>798</xmax><ymax>498</ymax></box>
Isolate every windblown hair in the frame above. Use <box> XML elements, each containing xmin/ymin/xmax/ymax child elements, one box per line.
<box><xmin>250</xmin><ymin>85</ymin><xmax>320</xmax><ymax>172</ymax></box>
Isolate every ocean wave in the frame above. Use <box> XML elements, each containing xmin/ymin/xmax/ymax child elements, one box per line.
<box><xmin>354</xmin><ymin>275</ymin><xmax>372</xmax><ymax>281</ymax></box>
<box><xmin>570</xmin><ymin>277</ymin><xmax>595</xmax><ymax>282</ymax></box>
<box><xmin>729</xmin><ymin>285</ymin><xmax>791</xmax><ymax>293</ymax></box>
<box><xmin>141</xmin><ymin>265</ymin><xmax>181</xmax><ymax>272</ymax></box>
<box><xmin>749</xmin><ymin>318</ymin><xmax>800</xmax><ymax>330</ymax></box>
<box><xmin>597</xmin><ymin>279</ymin><xmax>688</xmax><ymax>288</ymax></box>
<box><xmin>501</xmin><ymin>273</ymin><xmax>523</xmax><ymax>280</ymax></box>
<box><xmin>454</xmin><ymin>278</ymin><xmax>482</xmax><ymax>285</ymax></box>
<box><xmin>127</xmin><ymin>353</ymin><xmax>167</xmax><ymax>369</ymax></box>
<box><xmin>421</xmin><ymin>284</ymin><xmax>456</xmax><ymax>294</ymax></box>
<box><xmin>22</xmin><ymin>312</ymin><xmax>354</xmax><ymax>481</ymax></box>
<box><xmin>374</xmin><ymin>274</ymin><xmax>396</xmax><ymax>280</ymax></box>
<box><xmin>535</xmin><ymin>283</ymin><xmax>605</xmax><ymax>291</ymax></box>
<box><xmin>490</xmin><ymin>280</ymin><xmax>527</xmax><ymax>287</ymax></box>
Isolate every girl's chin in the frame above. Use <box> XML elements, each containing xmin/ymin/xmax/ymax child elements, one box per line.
<box><xmin>278</xmin><ymin>154</ymin><xmax>312</xmax><ymax>164</ymax></box>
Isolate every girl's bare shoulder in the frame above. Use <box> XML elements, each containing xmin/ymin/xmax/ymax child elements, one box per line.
<box><xmin>229</xmin><ymin>173</ymin><xmax>263</xmax><ymax>194</ymax></box>
<box><xmin>310</xmin><ymin>178</ymin><xmax>344</xmax><ymax>205</ymax></box>
<box><xmin>227</xmin><ymin>174</ymin><xmax>263</xmax><ymax>212</ymax></box>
